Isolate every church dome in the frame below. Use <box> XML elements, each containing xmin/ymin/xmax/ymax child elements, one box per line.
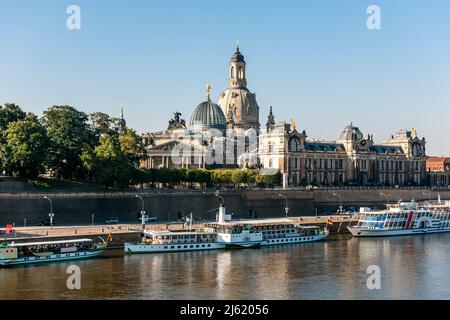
<box><xmin>189</xmin><ymin>100</ymin><xmax>227</xmax><ymax>130</ymax></box>
<box><xmin>231</xmin><ymin>47</ymin><xmax>245</xmax><ymax>62</ymax></box>
<box><xmin>339</xmin><ymin>123</ymin><xmax>364</xmax><ymax>141</ymax></box>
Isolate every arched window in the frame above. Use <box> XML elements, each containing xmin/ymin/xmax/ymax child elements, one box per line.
<box><xmin>238</xmin><ymin>66</ymin><xmax>243</xmax><ymax>79</ymax></box>
<box><xmin>290</xmin><ymin>138</ymin><xmax>299</xmax><ymax>152</ymax></box>
<box><xmin>231</xmin><ymin>66</ymin><xmax>235</xmax><ymax>79</ymax></box>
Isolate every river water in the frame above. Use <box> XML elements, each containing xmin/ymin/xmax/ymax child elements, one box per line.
<box><xmin>1</xmin><ymin>233</ymin><xmax>450</xmax><ymax>300</ymax></box>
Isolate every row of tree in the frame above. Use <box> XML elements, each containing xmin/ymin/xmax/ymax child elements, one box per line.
<box><xmin>0</xmin><ymin>103</ymin><xmax>282</xmax><ymax>189</ymax></box>
<box><xmin>135</xmin><ymin>168</ymin><xmax>282</xmax><ymax>188</ymax></box>
<box><xmin>0</xmin><ymin>103</ymin><xmax>146</xmax><ymax>188</ymax></box>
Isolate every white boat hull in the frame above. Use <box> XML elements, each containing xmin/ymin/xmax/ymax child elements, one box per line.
<box><xmin>124</xmin><ymin>242</ymin><xmax>225</xmax><ymax>254</ymax></box>
<box><xmin>0</xmin><ymin>250</ymin><xmax>103</xmax><ymax>267</ymax></box>
<box><xmin>348</xmin><ymin>226</ymin><xmax>450</xmax><ymax>237</ymax></box>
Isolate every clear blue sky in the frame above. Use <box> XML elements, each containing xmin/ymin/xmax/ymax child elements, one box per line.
<box><xmin>1</xmin><ymin>0</ymin><xmax>449</xmax><ymax>155</ymax></box>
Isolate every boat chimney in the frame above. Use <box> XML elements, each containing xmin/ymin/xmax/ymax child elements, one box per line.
<box><xmin>218</xmin><ymin>204</ymin><xmax>226</xmax><ymax>224</ymax></box>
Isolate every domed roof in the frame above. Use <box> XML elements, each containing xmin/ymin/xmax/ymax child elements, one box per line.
<box><xmin>339</xmin><ymin>123</ymin><xmax>364</xmax><ymax>141</ymax></box>
<box><xmin>231</xmin><ymin>46</ymin><xmax>245</xmax><ymax>63</ymax></box>
<box><xmin>189</xmin><ymin>100</ymin><xmax>226</xmax><ymax>130</ymax></box>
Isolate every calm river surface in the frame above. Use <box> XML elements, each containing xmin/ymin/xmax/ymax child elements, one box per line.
<box><xmin>2</xmin><ymin>233</ymin><xmax>450</xmax><ymax>300</ymax></box>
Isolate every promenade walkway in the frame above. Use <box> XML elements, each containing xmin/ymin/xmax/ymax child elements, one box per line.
<box><xmin>0</xmin><ymin>215</ymin><xmax>358</xmax><ymax>241</ymax></box>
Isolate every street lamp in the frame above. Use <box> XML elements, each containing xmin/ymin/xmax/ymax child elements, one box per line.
<box><xmin>215</xmin><ymin>191</ymin><xmax>225</xmax><ymax>207</ymax></box>
<box><xmin>135</xmin><ymin>195</ymin><xmax>146</xmax><ymax>233</ymax></box>
<box><xmin>43</xmin><ymin>196</ymin><xmax>54</xmax><ymax>228</ymax></box>
<box><xmin>332</xmin><ymin>192</ymin><xmax>343</xmax><ymax>214</ymax></box>
<box><xmin>278</xmin><ymin>194</ymin><xmax>289</xmax><ymax>217</ymax></box>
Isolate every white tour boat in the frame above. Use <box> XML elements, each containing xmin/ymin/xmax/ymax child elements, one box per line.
<box><xmin>348</xmin><ymin>200</ymin><xmax>450</xmax><ymax>237</ymax></box>
<box><xmin>124</xmin><ymin>230</ymin><xmax>225</xmax><ymax>254</ymax></box>
<box><xmin>0</xmin><ymin>238</ymin><xmax>105</xmax><ymax>267</ymax></box>
<box><xmin>125</xmin><ymin>204</ymin><xmax>328</xmax><ymax>254</ymax></box>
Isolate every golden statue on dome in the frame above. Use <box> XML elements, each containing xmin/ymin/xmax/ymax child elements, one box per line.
<box><xmin>206</xmin><ymin>83</ymin><xmax>212</xmax><ymax>101</ymax></box>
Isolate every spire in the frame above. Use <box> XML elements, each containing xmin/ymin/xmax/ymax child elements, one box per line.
<box><xmin>266</xmin><ymin>106</ymin><xmax>275</xmax><ymax>133</ymax></box>
<box><xmin>118</xmin><ymin>107</ymin><xmax>126</xmax><ymax>134</ymax></box>
<box><xmin>236</xmin><ymin>40</ymin><xmax>240</xmax><ymax>52</ymax></box>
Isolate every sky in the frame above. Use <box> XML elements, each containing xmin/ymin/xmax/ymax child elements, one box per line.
<box><xmin>0</xmin><ymin>0</ymin><xmax>449</xmax><ymax>155</ymax></box>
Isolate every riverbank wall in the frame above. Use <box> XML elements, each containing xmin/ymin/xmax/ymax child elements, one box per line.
<box><xmin>0</xmin><ymin>188</ymin><xmax>448</xmax><ymax>226</ymax></box>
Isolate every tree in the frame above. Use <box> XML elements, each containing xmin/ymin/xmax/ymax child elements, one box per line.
<box><xmin>2</xmin><ymin>113</ymin><xmax>49</xmax><ymax>178</ymax></box>
<box><xmin>119</xmin><ymin>128</ymin><xmax>146</xmax><ymax>164</ymax></box>
<box><xmin>82</xmin><ymin>134</ymin><xmax>134</xmax><ymax>188</ymax></box>
<box><xmin>0</xmin><ymin>103</ymin><xmax>26</xmax><ymax>135</ymax></box>
<box><xmin>42</xmin><ymin>105</ymin><xmax>91</xmax><ymax>179</ymax></box>
<box><xmin>0</xmin><ymin>103</ymin><xmax>27</xmax><ymax>165</ymax></box>
<box><xmin>256</xmin><ymin>170</ymin><xmax>282</xmax><ymax>186</ymax></box>
<box><xmin>231</xmin><ymin>170</ymin><xmax>247</xmax><ymax>186</ymax></box>
<box><xmin>89</xmin><ymin>112</ymin><xmax>114</xmax><ymax>138</ymax></box>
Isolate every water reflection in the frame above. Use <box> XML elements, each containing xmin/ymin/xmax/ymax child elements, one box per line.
<box><xmin>2</xmin><ymin>234</ymin><xmax>450</xmax><ymax>299</ymax></box>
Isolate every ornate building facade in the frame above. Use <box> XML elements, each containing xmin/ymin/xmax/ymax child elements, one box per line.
<box><xmin>140</xmin><ymin>45</ymin><xmax>429</xmax><ymax>187</ymax></box>
<box><xmin>259</xmin><ymin>115</ymin><xmax>427</xmax><ymax>186</ymax></box>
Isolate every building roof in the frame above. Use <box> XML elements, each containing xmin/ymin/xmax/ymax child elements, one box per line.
<box><xmin>427</xmin><ymin>157</ymin><xmax>450</xmax><ymax>163</ymax></box>
<box><xmin>189</xmin><ymin>100</ymin><xmax>227</xmax><ymax>130</ymax></box>
<box><xmin>304</xmin><ymin>142</ymin><xmax>345</xmax><ymax>152</ymax></box>
<box><xmin>370</xmin><ymin>145</ymin><xmax>404</xmax><ymax>154</ymax></box>
<box><xmin>231</xmin><ymin>46</ymin><xmax>245</xmax><ymax>63</ymax></box>
<box><xmin>339</xmin><ymin>123</ymin><xmax>364</xmax><ymax>141</ymax></box>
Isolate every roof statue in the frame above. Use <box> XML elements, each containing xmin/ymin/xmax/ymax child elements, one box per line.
<box><xmin>290</xmin><ymin>118</ymin><xmax>297</xmax><ymax>131</ymax></box>
<box><xmin>167</xmin><ymin>111</ymin><xmax>186</xmax><ymax>130</ymax></box>
<box><xmin>206</xmin><ymin>83</ymin><xmax>212</xmax><ymax>101</ymax></box>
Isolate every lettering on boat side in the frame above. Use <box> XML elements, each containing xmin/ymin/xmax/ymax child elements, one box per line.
<box><xmin>66</xmin><ymin>265</ymin><xmax>81</xmax><ymax>290</ymax></box>
<box><xmin>366</xmin><ymin>265</ymin><xmax>381</xmax><ymax>290</ymax></box>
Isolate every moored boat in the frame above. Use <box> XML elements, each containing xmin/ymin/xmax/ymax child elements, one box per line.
<box><xmin>124</xmin><ymin>230</ymin><xmax>225</xmax><ymax>254</ymax></box>
<box><xmin>348</xmin><ymin>200</ymin><xmax>450</xmax><ymax>237</ymax></box>
<box><xmin>125</xmin><ymin>204</ymin><xmax>328</xmax><ymax>254</ymax></box>
<box><xmin>0</xmin><ymin>238</ymin><xmax>106</xmax><ymax>267</ymax></box>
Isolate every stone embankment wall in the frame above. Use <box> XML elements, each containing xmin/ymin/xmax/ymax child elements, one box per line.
<box><xmin>0</xmin><ymin>188</ymin><xmax>448</xmax><ymax>226</ymax></box>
